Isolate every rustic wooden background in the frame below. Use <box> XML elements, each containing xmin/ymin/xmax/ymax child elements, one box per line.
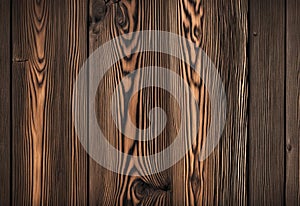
<box><xmin>0</xmin><ymin>0</ymin><xmax>299</xmax><ymax>205</ymax></box>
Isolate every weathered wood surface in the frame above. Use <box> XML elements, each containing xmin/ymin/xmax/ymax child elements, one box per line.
<box><xmin>0</xmin><ymin>0</ymin><xmax>299</xmax><ymax>205</ymax></box>
<box><xmin>12</xmin><ymin>0</ymin><xmax>88</xmax><ymax>204</ymax></box>
<box><xmin>286</xmin><ymin>0</ymin><xmax>300</xmax><ymax>204</ymax></box>
<box><xmin>0</xmin><ymin>0</ymin><xmax>11</xmax><ymax>205</ymax></box>
<box><xmin>89</xmin><ymin>0</ymin><xmax>247</xmax><ymax>205</ymax></box>
<box><xmin>248</xmin><ymin>0</ymin><xmax>286</xmax><ymax>205</ymax></box>
<box><xmin>89</xmin><ymin>1</ymin><xmax>174</xmax><ymax>205</ymax></box>
<box><xmin>168</xmin><ymin>0</ymin><xmax>248</xmax><ymax>205</ymax></box>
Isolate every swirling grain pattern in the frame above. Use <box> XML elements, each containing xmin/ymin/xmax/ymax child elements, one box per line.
<box><xmin>89</xmin><ymin>0</ymin><xmax>247</xmax><ymax>205</ymax></box>
<box><xmin>12</xmin><ymin>0</ymin><xmax>88</xmax><ymax>205</ymax></box>
<box><xmin>90</xmin><ymin>0</ymin><xmax>173</xmax><ymax>205</ymax></box>
<box><xmin>3</xmin><ymin>0</ymin><xmax>300</xmax><ymax>205</ymax></box>
<box><xmin>169</xmin><ymin>0</ymin><xmax>248</xmax><ymax>205</ymax></box>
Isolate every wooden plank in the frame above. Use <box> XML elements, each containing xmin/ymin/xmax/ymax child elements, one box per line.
<box><xmin>0</xmin><ymin>0</ymin><xmax>11</xmax><ymax>205</ymax></box>
<box><xmin>89</xmin><ymin>1</ymin><xmax>173</xmax><ymax>205</ymax></box>
<box><xmin>169</xmin><ymin>0</ymin><xmax>248</xmax><ymax>205</ymax></box>
<box><xmin>286</xmin><ymin>0</ymin><xmax>300</xmax><ymax>204</ymax></box>
<box><xmin>12</xmin><ymin>0</ymin><xmax>88</xmax><ymax>204</ymax></box>
<box><xmin>89</xmin><ymin>0</ymin><xmax>247</xmax><ymax>205</ymax></box>
<box><xmin>248</xmin><ymin>0</ymin><xmax>285</xmax><ymax>204</ymax></box>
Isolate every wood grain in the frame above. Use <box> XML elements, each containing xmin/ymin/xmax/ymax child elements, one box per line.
<box><xmin>1</xmin><ymin>0</ymin><xmax>298</xmax><ymax>204</ymax></box>
<box><xmin>0</xmin><ymin>0</ymin><xmax>11</xmax><ymax>205</ymax></box>
<box><xmin>12</xmin><ymin>0</ymin><xmax>88</xmax><ymax>204</ymax></box>
<box><xmin>248</xmin><ymin>0</ymin><xmax>286</xmax><ymax>205</ymax></box>
<box><xmin>89</xmin><ymin>0</ymin><xmax>173</xmax><ymax>205</ymax></box>
<box><xmin>286</xmin><ymin>0</ymin><xmax>300</xmax><ymax>204</ymax></box>
<box><xmin>89</xmin><ymin>0</ymin><xmax>247</xmax><ymax>205</ymax></box>
<box><xmin>169</xmin><ymin>0</ymin><xmax>248</xmax><ymax>205</ymax></box>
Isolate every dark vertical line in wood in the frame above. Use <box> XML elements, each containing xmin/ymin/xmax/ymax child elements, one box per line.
<box><xmin>284</xmin><ymin>0</ymin><xmax>287</xmax><ymax>204</ymax></box>
<box><xmin>246</xmin><ymin>1</ymin><xmax>251</xmax><ymax>205</ymax></box>
<box><xmin>10</xmin><ymin>0</ymin><xmax>13</xmax><ymax>205</ymax></box>
<box><xmin>86</xmin><ymin>0</ymin><xmax>90</xmax><ymax>205</ymax></box>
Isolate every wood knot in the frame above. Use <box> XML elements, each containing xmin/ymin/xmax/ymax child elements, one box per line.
<box><xmin>91</xmin><ymin>0</ymin><xmax>108</xmax><ymax>23</ymax></box>
<box><xmin>194</xmin><ymin>26</ymin><xmax>202</xmax><ymax>39</ymax></box>
<box><xmin>190</xmin><ymin>173</ymin><xmax>201</xmax><ymax>193</ymax></box>
<box><xmin>115</xmin><ymin>2</ymin><xmax>128</xmax><ymax>28</ymax></box>
<box><xmin>162</xmin><ymin>183</ymin><xmax>171</xmax><ymax>192</ymax></box>
<box><xmin>287</xmin><ymin>144</ymin><xmax>292</xmax><ymax>152</ymax></box>
<box><xmin>134</xmin><ymin>180</ymin><xmax>153</xmax><ymax>199</ymax></box>
<box><xmin>133</xmin><ymin>179</ymin><xmax>171</xmax><ymax>200</ymax></box>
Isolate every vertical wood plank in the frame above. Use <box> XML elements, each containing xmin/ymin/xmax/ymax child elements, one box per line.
<box><xmin>0</xmin><ymin>0</ymin><xmax>11</xmax><ymax>205</ymax></box>
<box><xmin>12</xmin><ymin>0</ymin><xmax>88</xmax><ymax>204</ymax></box>
<box><xmin>89</xmin><ymin>0</ymin><xmax>173</xmax><ymax>205</ymax></box>
<box><xmin>249</xmin><ymin>0</ymin><xmax>285</xmax><ymax>204</ymax></box>
<box><xmin>169</xmin><ymin>0</ymin><xmax>248</xmax><ymax>205</ymax></box>
<box><xmin>286</xmin><ymin>0</ymin><xmax>300</xmax><ymax>204</ymax></box>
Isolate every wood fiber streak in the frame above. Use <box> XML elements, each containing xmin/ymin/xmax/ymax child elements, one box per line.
<box><xmin>12</xmin><ymin>0</ymin><xmax>88</xmax><ymax>204</ymax></box>
<box><xmin>168</xmin><ymin>0</ymin><xmax>248</xmax><ymax>205</ymax></box>
<box><xmin>249</xmin><ymin>0</ymin><xmax>285</xmax><ymax>205</ymax></box>
<box><xmin>286</xmin><ymin>0</ymin><xmax>300</xmax><ymax>205</ymax></box>
<box><xmin>89</xmin><ymin>0</ymin><xmax>247</xmax><ymax>205</ymax></box>
<box><xmin>0</xmin><ymin>0</ymin><xmax>11</xmax><ymax>205</ymax></box>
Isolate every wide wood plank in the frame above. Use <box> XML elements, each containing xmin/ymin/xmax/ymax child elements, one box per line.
<box><xmin>286</xmin><ymin>0</ymin><xmax>300</xmax><ymax>205</ymax></box>
<box><xmin>89</xmin><ymin>0</ymin><xmax>247</xmax><ymax>205</ymax></box>
<box><xmin>248</xmin><ymin>0</ymin><xmax>285</xmax><ymax>204</ymax></box>
<box><xmin>0</xmin><ymin>0</ymin><xmax>11</xmax><ymax>205</ymax></box>
<box><xmin>12</xmin><ymin>0</ymin><xmax>88</xmax><ymax>204</ymax></box>
<box><xmin>169</xmin><ymin>0</ymin><xmax>248</xmax><ymax>205</ymax></box>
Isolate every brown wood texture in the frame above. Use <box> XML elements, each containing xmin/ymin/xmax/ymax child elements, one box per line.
<box><xmin>169</xmin><ymin>0</ymin><xmax>248</xmax><ymax>205</ymax></box>
<box><xmin>0</xmin><ymin>0</ymin><xmax>299</xmax><ymax>205</ymax></box>
<box><xmin>286</xmin><ymin>0</ymin><xmax>300</xmax><ymax>204</ymax></box>
<box><xmin>0</xmin><ymin>0</ymin><xmax>11</xmax><ymax>205</ymax></box>
<box><xmin>89</xmin><ymin>1</ymin><xmax>174</xmax><ymax>205</ymax></box>
<box><xmin>12</xmin><ymin>0</ymin><xmax>88</xmax><ymax>204</ymax></box>
<box><xmin>248</xmin><ymin>0</ymin><xmax>286</xmax><ymax>205</ymax></box>
<box><xmin>89</xmin><ymin>0</ymin><xmax>247</xmax><ymax>205</ymax></box>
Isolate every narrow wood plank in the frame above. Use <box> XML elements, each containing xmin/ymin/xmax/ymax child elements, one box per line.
<box><xmin>89</xmin><ymin>0</ymin><xmax>247</xmax><ymax>205</ymax></box>
<box><xmin>12</xmin><ymin>0</ymin><xmax>88</xmax><ymax>204</ymax></box>
<box><xmin>0</xmin><ymin>0</ymin><xmax>11</xmax><ymax>205</ymax></box>
<box><xmin>286</xmin><ymin>0</ymin><xmax>300</xmax><ymax>204</ymax></box>
<box><xmin>248</xmin><ymin>0</ymin><xmax>285</xmax><ymax>204</ymax></box>
<box><xmin>169</xmin><ymin>0</ymin><xmax>248</xmax><ymax>205</ymax></box>
<box><xmin>89</xmin><ymin>0</ymin><xmax>173</xmax><ymax>205</ymax></box>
